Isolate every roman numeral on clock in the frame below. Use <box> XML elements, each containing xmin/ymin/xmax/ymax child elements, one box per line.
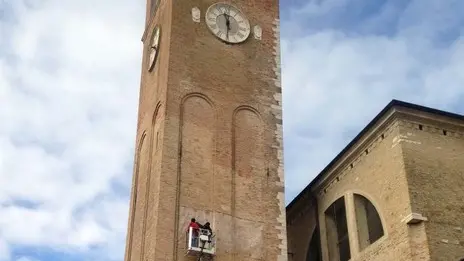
<box><xmin>216</xmin><ymin>30</ymin><xmax>225</xmax><ymax>39</ymax></box>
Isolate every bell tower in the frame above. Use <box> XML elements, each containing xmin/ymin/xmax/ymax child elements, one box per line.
<box><xmin>124</xmin><ymin>0</ymin><xmax>287</xmax><ymax>260</ymax></box>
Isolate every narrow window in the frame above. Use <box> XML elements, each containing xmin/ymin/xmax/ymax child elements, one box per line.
<box><xmin>325</xmin><ymin>197</ymin><xmax>350</xmax><ymax>261</ymax></box>
<box><xmin>354</xmin><ymin>194</ymin><xmax>384</xmax><ymax>250</ymax></box>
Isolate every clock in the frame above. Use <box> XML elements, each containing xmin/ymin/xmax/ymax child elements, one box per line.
<box><xmin>148</xmin><ymin>25</ymin><xmax>161</xmax><ymax>72</ymax></box>
<box><xmin>205</xmin><ymin>3</ymin><xmax>251</xmax><ymax>44</ymax></box>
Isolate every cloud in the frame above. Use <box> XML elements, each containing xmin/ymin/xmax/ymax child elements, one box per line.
<box><xmin>0</xmin><ymin>238</ymin><xmax>10</xmax><ymax>261</ymax></box>
<box><xmin>15</xmin><ymin>258</ymin><xmax>37</xmax><ymax>261</ymax></box>
<box><xmin>0</xmin><ymin>0</ymin><xmax>143</xmax><ymax>260</ymax></box>
<box><xmin>282</xmin><ymin>0</ymin><xmax>464</xmax><ymax>202</ymax></box>
<box><xmin>1</xmin><ymin>0</ymin><xmax>464</xmax><ymax>261</ymax></box>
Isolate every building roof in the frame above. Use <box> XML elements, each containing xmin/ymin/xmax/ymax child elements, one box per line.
<box><xmin>286</xmin><ymin>99</ymin><xmax>464</xmax><ymax>211</ymax></box>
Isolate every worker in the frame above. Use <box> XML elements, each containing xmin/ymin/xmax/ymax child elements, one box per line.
<box><xmin>187</xmin><ymin>218</ymin><xmax>200</xmax><ymax>247</ymax></box>
<box><xmin>202</xmin><ymin>222</ymin><xmax>213</xmax><ymax>243</ymax></box>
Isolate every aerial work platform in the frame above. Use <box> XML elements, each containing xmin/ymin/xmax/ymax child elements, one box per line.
<box><xmin>186</xmin><ymin>227</ymin><xmax>216</xmax><ymax>258</ymax></box>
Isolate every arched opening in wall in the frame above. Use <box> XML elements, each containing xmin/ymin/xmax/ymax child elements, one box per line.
<box><xmin>306</xmin><ymin>225</ymin><xmax>322</xmax><ymax>261</ymax></box>
<box><xmin>354</xmin><ymin>194</ymin><xmax>384</xmax><ymax>250</ymax></box>
<box><xmin>325</xmin><ymin>197</ymin><xmax>350</xmax><ymax>261</ymax></box>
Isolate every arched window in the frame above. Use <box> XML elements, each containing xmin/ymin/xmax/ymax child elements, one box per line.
<box><xmin>306</xmin><ymin>226</ymin><xmax>322</xmax><ymax>261</ymax></box>
<box><xmin>354</xmin><ymin>194</ymin><xmax>384</xmax><ymax>250</ymax></box>
<box><xmin>325</xmin><ymin>197</ymin><xmax>350</xmax><ymax>261</ymax></box>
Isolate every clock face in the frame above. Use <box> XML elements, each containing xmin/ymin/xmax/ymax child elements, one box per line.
<box><xmin>205</xmin><ymin>3</ymin><xmax>251</xmax><ymax>44</ymax></box>
<box><xmin>148</xmin><ymin>25</ymin><xmax>161</xmax><ymax>72</ymax></box>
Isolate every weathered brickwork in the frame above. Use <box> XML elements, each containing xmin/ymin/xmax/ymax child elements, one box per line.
<box><xmin>124</xmin><ymin>1</ymin><xmax>286</xmax><ymax>261</ymax></box>
<box><xmin>399</xmin><ymin>111</ymin><xmax>464</xmax><ymax>261</ymax></box>
<box><xmin>287</xmin><ymin>101</ymin><xmax>464</xmax><ymax>261</ymax></box>
<box><xmin>286</xmin><ymin>196</ymin><xmax>318</xmax><ymax>261</ymax></box>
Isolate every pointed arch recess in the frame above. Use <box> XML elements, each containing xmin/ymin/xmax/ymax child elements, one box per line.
<box><xmin>128</xmin><ymin>131</ymin><xmax>148</xmax><ymax>261</ymax></box>
<box><xmin>231</xmin><ymin>105</ymin><xmax>266</xmax><ymax>259</ymax></box>
<box><xmin>174</xmin><ymin>93</ymin><xmax>216</xmax><ymax>259</ymax></box>
<box><xmin>139</xmin><ymin>102</ymin><xmax>163</xmax><ymax>260</ymax></box>
<box><xmin>231</xmin><ymin>105</ymin><xmax>265</xmax><ymax>221</ymax></box>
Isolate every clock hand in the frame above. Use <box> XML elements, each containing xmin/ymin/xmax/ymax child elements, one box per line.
<box><xmin>224</xmin><ymin>13</ymin><xmax>230</xmax><ymax>40</ymax></box>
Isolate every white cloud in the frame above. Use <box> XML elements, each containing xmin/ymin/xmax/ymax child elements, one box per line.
<box><xmin>282</xmin><ymin>0</ymin><xmax>464</xmax><ymax>202</ymax></box>
<box><xmin>0</xmin><ymin>0</ymin><xmax>144</xmax><ymax>259</ymax></box>
<box><xmin>0</xmin><ymin>238</ymin><xmax>10</xmax><ymax>261</ymax></box>
<box><xmin>1</xmin><ymin>0</ymin><xmax>464</xmax><ymax>260</ymax></box>
<box><xmin>16</xmin><ymin>258</ymin><xmax>38</xmax><ymax>261</ymax></box>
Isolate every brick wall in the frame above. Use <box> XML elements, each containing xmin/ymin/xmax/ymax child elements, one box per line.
<box><xmin>286</xmin><ymin>196</ymin><xmax>318</xmax><ymax>261</ymax></box>
<box><xmin>400</xmin><ymin>113</ymin><xmax>464</xmax><ymax>261</ymax></box>
<box><xmin>287</xmin><ymin>111</ymin><xmax>426</xmax><ymax>261</ymax></box>
<box><xmin>124</xmin><ymin>1</ymin><xmax>286</xmax><ymax>261</ymax></box>
<box><xmin>316</xmin><ymin>119</ymin><xmax>414</xmax><ymax>261</ymax></box>
<box><xmin>287</xmin><ymin>108</ymin><xmax>464</xmax><ymax>261</ymax></box>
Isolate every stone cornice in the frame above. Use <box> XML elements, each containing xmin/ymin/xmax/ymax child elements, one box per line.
<box><xmin>313</xmin><ymin>109</ymin><xmax>399</xmax><ymax>195</ymax></box>
<box><xmin>287</xmin><ymin>101</ymin><xmax>464</xmax><ymax>213</ymax></box>
<box><xmin>315</xmin><ymin>109</ymin><xmax>464</xmax><ymax>197</ymax></box>
<box><xmin>287</xmin><ymin>100</ymin><xmax>464</xmax><ymax>218</ymax></box>
<box><xmin>395</xmin><ymin>106</ymin><xmax>464</xmax><ymax>134</ymax></box>
<box><xmin>305</xmin><ymin>107</ymin><xmax>464</xmax><ymax>201</ymax></box>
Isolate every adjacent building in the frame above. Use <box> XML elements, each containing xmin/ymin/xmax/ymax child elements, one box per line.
<box><xmin>287</xmin><ymin>100</ymin><xmax>464</xmax><ymax>261</ymax></box>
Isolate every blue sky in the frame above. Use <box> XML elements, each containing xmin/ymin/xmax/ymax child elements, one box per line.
<box><xmin>1</xmin><ymin>0</ymin><xmax>464</xmax><ymax>260</ymax></box>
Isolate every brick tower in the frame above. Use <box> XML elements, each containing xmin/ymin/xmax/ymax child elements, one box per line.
<box><xmin>123</xmin><ymin>0</ymin><xmax>287</xmax><ymax>261</ymax></box>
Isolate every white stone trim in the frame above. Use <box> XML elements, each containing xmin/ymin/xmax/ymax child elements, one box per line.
<box><xmin>402</xmin><ymin>212</ymin><xmax>428</xmax><ymax>224</ymax></box>
<box><xmin>272</xmin><ymin>17</ymin><xmax>287</xmax><ymax>261</ymax></box>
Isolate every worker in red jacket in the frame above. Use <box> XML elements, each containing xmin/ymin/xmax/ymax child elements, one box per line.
<box><xmin>187</xmin><ymin>218</ymin><xmax>200</xmax><ymax>247</ymax></box>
